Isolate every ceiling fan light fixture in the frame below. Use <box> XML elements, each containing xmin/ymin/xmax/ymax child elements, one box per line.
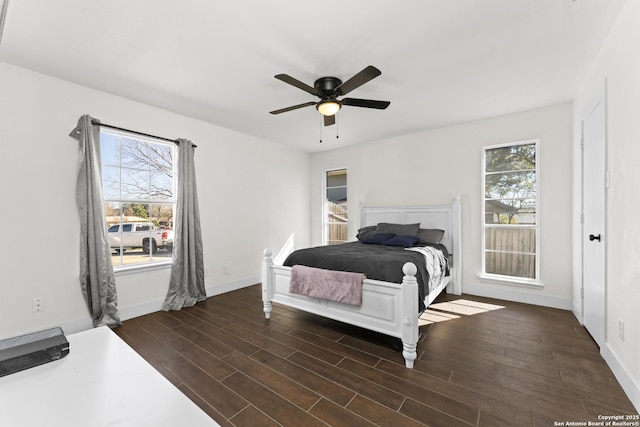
<box><xmin>271</xmin><ymin>66</ymin><xmax>387</xmax><ymax>127</ymax></box>
<box><xmin>317</xmin><ymin>100</ymin><xmax>341</xmax><ymax>116</ymax></box>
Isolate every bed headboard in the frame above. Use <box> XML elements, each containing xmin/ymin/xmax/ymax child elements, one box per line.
<box><xmin>359</xmin><ymin>196</ymin><xmax>462</xmax><ymax>294</ymax></box>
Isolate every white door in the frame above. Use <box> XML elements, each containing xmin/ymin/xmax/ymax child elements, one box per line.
<box><xmin>582</xmin><ymin>93</ymin><xmax>606</xmax><ymax>348</ymax></box>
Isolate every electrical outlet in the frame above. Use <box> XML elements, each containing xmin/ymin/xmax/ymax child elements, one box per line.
<box><xmin>204</xmin><ymin>268</ymin><xmax>210</xmax><ymax>277</ymax></box>
<box><xmin>32</xmin><ymin>297</ymin><xmax>44</xmax><ymax>313</ymax></box>
<box><xmin>223</xmin><ymin>265</ymin><xmax>229</xmax><ymax>275</ymax></box>
<box><xmin>619</xmin><ymin>319</ymin><xmax>625</xmax><ymax>341</ymax></box>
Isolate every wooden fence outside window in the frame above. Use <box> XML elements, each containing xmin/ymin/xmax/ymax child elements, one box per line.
<box><xmin>485</xmin><ymin>227</ymin><xmax>536</xmax><ymax>279</ymax></box>
<box><xmin>326</xmin><ymin>201</ymin><xmax>348</xmax><ymax>245</ymax></box>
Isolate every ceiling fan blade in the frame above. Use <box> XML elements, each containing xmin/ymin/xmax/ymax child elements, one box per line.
<box><xmin>324</xmin><ymin>115</ymin><xmax>336</xmax><ymax>126</ymax></box>
<box><xmin>274</xmin><ymin>74</ymin><xmax>318</xmax><ymax>96</ymax></box>
<box><xmin>342</xmin><ymin>98</ymin><xmax>390</xmax><ymax>109</ymax></box>
<box><xmin>336</xmin><ymin>66</ymin><xmax>382</xmax><ymax>96</ymax></box>
<box><xmin>270</xmin><ymin>101</ymin><xmax>316</xmax><ymax>115</ymax></box>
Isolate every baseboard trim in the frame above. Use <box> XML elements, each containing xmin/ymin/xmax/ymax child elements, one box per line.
<box><xmin>119</xmin><ymin>275</ymin><xmax>261</xmax><ymax>321</ymax></box>
<box><xmin>603</xmin><ymin>343</ymin><xmax>640</xmax><ymax>413</ymax></box>
<box><xmin>571</xmin><ymin>298</ymin><xmax>582</xmax><ymax>324</ymax></box>
<box><xmin>462</xmin><ymin>283</ymin><xmax>573</xmax><ymax>310</ymax></box>
<box><xmin>119</xmin><ymin>300</ymin><xmax>163</xmax><ymax>322</ymax></box>
<box><xmin>59</xmin><ymin>276</ymin><xmax>261</xmax><ymax>335</ymax></box>
<box><xmin>57</xmin><ymin>317</ymin><xmax>95</xmax><ymax>336</ymax></box>
<box><xmin>206</xmin><ymin>275</ymin><xmax>260</xmax><ymax>298</ymax></box>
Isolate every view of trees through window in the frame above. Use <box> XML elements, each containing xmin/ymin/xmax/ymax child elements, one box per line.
<box><xmin>100</xmin><ymin>131</ymin><xmax>176</xmax><ymax>267</ymax></box>
<box><xmin>483</xmin><ymin>141</ymin><xmax>538</xmax><ymax>280</ymax></box>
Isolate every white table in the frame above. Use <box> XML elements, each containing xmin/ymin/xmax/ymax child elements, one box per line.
<box><xmin>0</xmin><ymin>326</ymin><xmax>220</xmax><ymax>427</ymax></box>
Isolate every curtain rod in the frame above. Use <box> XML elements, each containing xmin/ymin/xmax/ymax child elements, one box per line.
<box><xmin>91</xmin><ymin>119</ymin><xmax>196</xmax><ymax>148</ymax></box>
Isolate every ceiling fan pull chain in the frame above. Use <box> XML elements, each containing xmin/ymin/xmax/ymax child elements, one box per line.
<box><xmin>319</xmin><ymin>115</ymin><xmax>323</xmax><ymax>143</ymax></box>
<box><xmin>336</xmin><ymin>115</ymin><xmax>339</xmax><ymax>140</ymax></box>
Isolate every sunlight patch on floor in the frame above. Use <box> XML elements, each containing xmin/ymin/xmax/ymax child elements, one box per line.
<box><xmin>429</xmin><ymin>299</ymin><xmax>505</xmax><ymax>315</ymax></box>
<box><xmin>450</xmin><ymin>299</ymin><xmax>505</xmax><ymax>311</ymax></box>
<box><xmin>419</xmin><ymin>299</ymin><xmax>505</xmax><ymax>325</ymax></box>
<box><xmin>418</xmin><ymin>309</ymin><xmax>460</xmax><ymax>326</ymax></box>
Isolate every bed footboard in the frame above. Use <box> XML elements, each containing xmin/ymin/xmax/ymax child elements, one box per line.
<box><xmin>261</xmin><ymin>248</ymin><xmax>419</xmax><ymax>368</ymax></box>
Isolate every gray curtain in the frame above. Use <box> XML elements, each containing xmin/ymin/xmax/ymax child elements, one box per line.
<box><xmin>70</xmin><ymin>115</ymin><xmax>121</xmax><ymax>327</ymax></box>
<box><xmin>162</xmin><ymin>139</ymin><xmax>206</xmax><ymax>310</ymax></box>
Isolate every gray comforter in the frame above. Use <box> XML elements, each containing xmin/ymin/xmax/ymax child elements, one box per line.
<box><xmin>283</xmin><ymin>241</ymin><xmax>449</xmax><ymax>312</ymax></box>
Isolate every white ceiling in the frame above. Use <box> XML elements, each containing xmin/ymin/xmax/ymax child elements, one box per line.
<box><xmin>0</xmin><ymin>0</ymin><xmax>626</xmax><ymax>152</ymax></box>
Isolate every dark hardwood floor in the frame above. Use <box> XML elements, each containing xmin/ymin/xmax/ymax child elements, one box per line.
<box><xmin>113</xmin><ymin>285</ymin><xmax>637</xmax><ymax>426</ymax></box>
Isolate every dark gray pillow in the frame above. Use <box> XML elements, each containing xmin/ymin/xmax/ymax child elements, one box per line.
<box><xmin>374</xmin><ymin>223</ymin><xmax>420</xmax><ymax>237</ymax></box>
<box><xmin>362</xmin><ymin>233</ymin><xmax>395</xmax><ymax>245</ymax></box>
<box><xmin>384</xmin><ymin>235</ymin><xmax>419</xmax><ymax>247</ymax></box>
<box><xmin>356</xmin><ymin>225</ymin><xmax>377</xmax><ymax>242</ymax></box>
<box><xmin>416</xmin><ymin>228</ymin><xmax>445</xmax><ymax>245</ymax></box>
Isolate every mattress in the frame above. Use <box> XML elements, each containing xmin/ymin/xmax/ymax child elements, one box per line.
<box><xmin>283</xmin><ymin>241</ymin><xmax>449</xmax><ymax>312</ymax></box>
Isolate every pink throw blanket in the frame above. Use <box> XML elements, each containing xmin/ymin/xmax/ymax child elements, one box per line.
<box><xmin>289</xmin><ymin>265</ymin><xmax>366</xmax><ymax>306</ymax></box>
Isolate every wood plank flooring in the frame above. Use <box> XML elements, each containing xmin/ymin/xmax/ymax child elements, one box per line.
<box><xmin>113</xmin><ymin>285</ymin><xmax>637</xmax><ymax>426</ymax></box>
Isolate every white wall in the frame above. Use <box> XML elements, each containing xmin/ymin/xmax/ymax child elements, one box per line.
<box><xmin>573</xmin><ymin>0</ymin><xmax>640</xmax><ymax>410</ymax></box>
<box><xmin>0</xmin><ymin>62</ymin><xmax>310</xmax><ymax>338</ymax></box>
<box><xmin>310</xmin><ymin>102</ymin><xmax>574</xmax><ymax>309</ymax></box>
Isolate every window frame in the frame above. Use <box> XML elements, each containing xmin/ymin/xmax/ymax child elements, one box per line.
<box><xmin>480</xmin><ymin>139</ymin><xmax>541</xmax><ymax>287</ymax></box>
<box><xmin>322</xmin><ymin>168</ymin><xmax>348</xmax><ymax>246</ymax></box>
<box><xmin>100</xmin><ymin>128</ymin><xmax>177</xmax><ymax>273</ymax></box>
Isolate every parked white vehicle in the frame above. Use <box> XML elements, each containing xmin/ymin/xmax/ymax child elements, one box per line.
<box><xmin>108</xmin><ymin>223</ymin><xmax>174</xmax><ymax>254</ymax></box>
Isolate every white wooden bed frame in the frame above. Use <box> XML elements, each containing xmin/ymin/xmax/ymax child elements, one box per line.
<box><xmin>261</xmin><ymin>196</ymin><xmax>462</xmax><ymax>368</ymax></box>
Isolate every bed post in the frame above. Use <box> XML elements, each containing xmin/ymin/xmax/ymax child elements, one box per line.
<box><xmin>401</xmin><ymin>262</ymin><xmax>419</xmax><ymax>368</ymax></box>
<box><xmin>262</xmin><ymin>249</ymin><xmax>273</xmax><ymax>319</ymax></box>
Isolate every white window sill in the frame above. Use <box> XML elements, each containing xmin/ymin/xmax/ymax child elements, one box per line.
<box><xmin>478</xmin><ymin>273</ymin><xmax>544</xmax><ymax>289</ymax></box>
<box><xmin>114</xmin><ymin>261</ymin><xmax>172</xmax><ymax>276</ymax></box>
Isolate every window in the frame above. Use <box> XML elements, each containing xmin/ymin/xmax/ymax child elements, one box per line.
<box><xmin>323</xmin><ymin>169</ymin><xmax>348</xmax><ymax>245</ymax></box>
<box><xmin>100</xmin><ymin>130</ymin><xmax>176</xmax><ymax>269</ymax></box>
<box><xmin>482</xmin><ymin>140</ymin><xmax>538</xmax><ymax>282</ymax></box>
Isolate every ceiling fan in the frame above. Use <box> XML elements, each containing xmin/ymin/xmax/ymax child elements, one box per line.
<box><xmin>269</xmin><ymin>65</ymin><xmax>390</xmax><ymax>126</ymax></box>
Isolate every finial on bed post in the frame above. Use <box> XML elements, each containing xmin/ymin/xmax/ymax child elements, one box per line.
<box><xmin>401</xmin><ymin>262</ymin><xmax>419</xmax><ymax>368</ymax></box>
<box><xmin>262</xmin><ymin>249</ymin><xmax>273</xmax><ymax>319</ymax></box>
<box><xmin>402</xmin><ymin>262</ymin><xmax>417</xmax><ymax>277</ymax></box>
